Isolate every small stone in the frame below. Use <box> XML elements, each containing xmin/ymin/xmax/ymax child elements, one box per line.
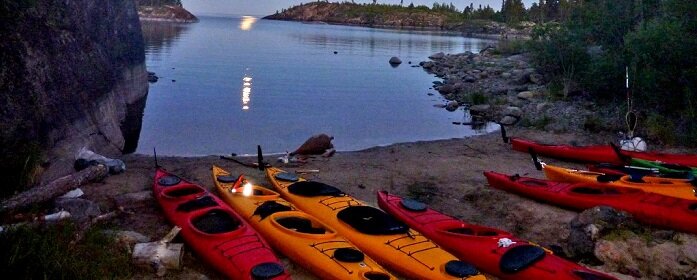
<box><xmin>517</xmin><ymin>91</ymin><xmax>536</xmax><ymax>100</ymax></box>
<box><xmin>464</xmin><ymin>75</ymin><xmax>477</xmax><ymax>83</ymax></box>
<box><xmin>469</xmin><ymin>104</ymin><xmax>491</xmax><ymax>114</ymax></box>
<box><xmin>389</xmin><ymin>56</ymin><xmax>402</xmax><ymax>65</ymax></box>
<box><xmin>445</xmin><ymin>101</ymin><xmax>459</xmax><ymax>112</ymax></box>
<box><xmin>530</xmin><ymin>73</ymin><xmax>545</xmax><ymax>85</ymax></box>
<box><xmin>333</xmin><ymin>51</ymin><xmax>338</xmax><ymax>54</ymax></box>
<box><xmin>501</xmin><ymin>72</ymin><xmax>512</xmax><ymax>79</ymax></box>
<box><xmin>536</xmin><ymin>102</ymin><xmax>552</xmax><ymax>111</ymax></box>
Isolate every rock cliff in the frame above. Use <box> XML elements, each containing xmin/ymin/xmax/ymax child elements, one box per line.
<box><xmin>0</xmin><ymin>0</ymin><xmax>148</xmax><ymax>187</ymax></box>
<box><xmin>138</xmin><ymin>5</ymin><xmax>198</xmax><ymax>23</ymax></box>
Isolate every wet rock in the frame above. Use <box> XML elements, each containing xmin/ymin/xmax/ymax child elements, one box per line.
<box><xmin>445</xmin><ymin>101</ymin><xmax>459</xmax><ymax>112</ymax></box>
<box><xmin>437</xmin><ymin>84</ymin><xmax>456</xmax><ymax>94</ymax></box>
<box><xmin>147</xmin><ymin>71</ymin><xmax>158</xmax><ymax>83</ymax></box>
<box><xmin>389</xmin><ymin>56</ymin><xmax>402</xmax><ymax>65</ymax></box>
<box><xmin>54</xmin><ymin>198</ymin><xmax>101</xmax><ymax>224</ymax></box>
<box><xmin>429</xmin><ymin>52</ymin><xmax>445</xmax><ymax>60</ymax></box>
<box><xmin>499</xmin><ymin>115</ymin><xmax>519</xmax><ymax>126</ymax></box>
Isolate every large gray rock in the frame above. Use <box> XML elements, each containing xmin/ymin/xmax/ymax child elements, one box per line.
<box><xmin>566</xmin><ymin>206</ymin><xmax>639</xmax><ymax>260</ymax></box>
<box><xmin>517</xmin><ymin>91</ymin><xmax>536</xmax><ymax>100</ymax></box>
<box><xmin>469</xmin><ymin>104</ymin><xmax>491</xmax><ymax>115</ymax></box>
<box><xmin>499</xmin><ymin>115</ymin><xmax>519</xmax><ymax>126</ymax></box>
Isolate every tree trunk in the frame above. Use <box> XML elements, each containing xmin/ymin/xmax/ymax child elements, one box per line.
<box><xmin>0</xmin><ymin>164</ymin><xmax>108</xmax><ymax>213</ymax></box>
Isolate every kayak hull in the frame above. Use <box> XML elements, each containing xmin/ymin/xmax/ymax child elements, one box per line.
<box><xmin>265</xmin><ymin>167</ymin><xmax>486</xmax><ymax>280</ymax></box>
<box><xmin>511</xmin><ymin>138</ymin><xmax>697</xmax><ymax>166</ymax></box>
<box><xmin>484</xmin><ymin>171</ymin><xmax>697</xmax><ymax>234</ymax></box>
<box><xmin>153</xmin><ymin>168</ymin><xmax>290</xmax><ymax>280</ymax></box>
<box><xmin>377</xmin><ymin>191</ymin><xmax>617</xmax><ymax>280</ymax></box>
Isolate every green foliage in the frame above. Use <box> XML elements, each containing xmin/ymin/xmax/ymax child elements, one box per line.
<box><xmin>492</xmin><ymin>39</ymin><xmax>528</xmax><ymax>55</ymax></box>
<box><xmin>467</xmin><ymin>91</ymin><xmax>489</xmax><ymax>105</ymax></box>
<box><xmin>645</xmin><ymin>114</ymin><xmax>677</xmax><ymax>145</ymax></box>
<box><xmin>0</xmin><ymin>223</ymin><xmax>133</xmax><ymax>279</ymax></box>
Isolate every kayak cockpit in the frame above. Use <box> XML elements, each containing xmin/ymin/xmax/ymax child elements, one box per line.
<box><xmin>191</xmin><ymin>209</ymin><xmax>242</xmax><ymax>234</ymax></box>
<box><xmin>499</xmin><ymin>245</ymin><xmax>546</xmax><ymax>273</ymax></box>
<box><xmin>337</xmin><ymin>206</ymin><xmax>409</xmax><ymax>235</ymax></box>
<box><xmin>288</xmin><ymin>181</ymin><xmax>345</xmax><ymax>197</ymax></box>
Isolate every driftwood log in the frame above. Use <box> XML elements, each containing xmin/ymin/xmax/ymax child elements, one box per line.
<box><xmin>133</xmin><ymin>226</ymin><xmax>184</xmax><ymax>277</ymax></box>
<box><xmin>0</xmin><ymin>164</ymin><xmax>108</xmax><ymax>214</ymax></box>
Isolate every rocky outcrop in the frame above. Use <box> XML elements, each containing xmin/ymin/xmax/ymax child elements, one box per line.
<box><xmin>138</xmin><ymin>5</ymin><xmax>198</xmax><ymax>23</ymax></box>
<box><xmin>0</xmin><ymin>0</ymin><xmax>148</xmax><ymax>184</ymax></box>
<box><xmin>266</xmin><ymin>2</ymin><xmax>530</xmax><ymax>36</ymax></box>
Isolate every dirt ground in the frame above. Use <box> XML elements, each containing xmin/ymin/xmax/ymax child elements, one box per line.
<box><xmin>80</xmin><ymin>127</ymin><xmax>658</xmax><ymax>279</ymax></box>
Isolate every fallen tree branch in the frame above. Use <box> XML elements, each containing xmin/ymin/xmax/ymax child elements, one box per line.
<box><xmin>0</xmin><ymin>165</ymin><xmax>108</xmax><ymax>214</ymax></box>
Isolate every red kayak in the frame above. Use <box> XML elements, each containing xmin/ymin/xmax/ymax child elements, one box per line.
<box><xmin>484</xmin><ymin>171</ymin><xmax>697</xmax><ymax>234</ymax></box>
<box><xmin>153</xmin><ymin>168</ymin><xmax>290</xmax><ymax>280</ymax></box>
<box><xmin>510</xmin><ymin>137</ymin><xmax>697</xmax><ymax>167</ymax></box>
<box><xmin>377</xmin><ymin>191</ymin><xmax>616</xmax><ymax>280</ymax></box>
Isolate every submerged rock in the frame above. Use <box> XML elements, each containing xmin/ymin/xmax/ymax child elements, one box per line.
<box><xmin>389</xmin><ymin>56</ymin><xmax>402</xmax><ymax>65</ymax></box>
<box><xmin>445</xmin><ymin>101</ymin><xmax>459</xmax><ymax>112</ymax></box>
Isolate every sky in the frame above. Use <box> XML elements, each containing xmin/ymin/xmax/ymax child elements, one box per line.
<box><xmin>182</xmin><ymin>0</ymin><xmax>537</xmax><ymax>17</ymax></box>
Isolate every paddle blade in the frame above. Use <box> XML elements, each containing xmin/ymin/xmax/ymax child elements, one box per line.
<box><xmin>529</xmin><ymin>148</ymin><xmax>542</xmax><ymax>171</ymax></box>
<box><xmin>609</xmin><ymin>142</ymin><xmax>630</xmax><ymax>163</ymax></box>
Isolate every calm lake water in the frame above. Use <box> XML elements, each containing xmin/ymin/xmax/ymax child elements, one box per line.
<box><xmin>138</xmin><ymin>16</ymin><xmax>497</xmax><ymax>156</ymax></box>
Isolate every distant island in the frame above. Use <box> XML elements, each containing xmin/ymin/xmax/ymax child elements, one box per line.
<box><xmin>136</xmin><ymin>0</ymin><xmax>198</xmax><ymax>23</ymax></box>
<box><xmin>265</xmin><ymin>2</ymin><xmax>532</xmax><ymax>38</ymax></box>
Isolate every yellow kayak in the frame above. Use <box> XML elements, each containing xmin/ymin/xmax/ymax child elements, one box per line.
<box><xmin>212</xmin><ymin>166</ymin><xmax>396</xmax><ymax>280</ymax></box>
<box><xmin>543</xmin><ymin>164</ymin><xmax>697</xmax><ymax>200</ymax></box>
<box><xmin>265</xmin><ymin>167</ymin><xmax>487</xmax><ymax>280</ymax></box>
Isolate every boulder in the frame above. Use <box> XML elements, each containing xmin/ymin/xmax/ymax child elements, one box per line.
<box><xmin>429</xmin><ymin>52</ymin><xmax>445</xmax><ymax>60</ymax></box>
<box><xmin>422</xmin><ymin>61</ymin><xmax>435</xmax><ymax>69</ymax></box>
<box><xmin>565</xmin><ymin>206</ymin><xmax>639</xmax><ymax>260</ymax></box>
<box><xmin>389</xmin><ymin>56</ymin><xmax>402</xmax><ymax>65</ymax></box>
<box><xmin>445</xmin><ymin>101</ymin><xmax>459</xmax><ymax>112</ymax></box>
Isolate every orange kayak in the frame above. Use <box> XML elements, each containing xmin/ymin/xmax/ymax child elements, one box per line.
<box><xmin>265</xmin><ymin>167</ymin><xmax>487</xmax><ymax>280</ymax></box>
<box><xmin>542</xmin><ymin>164</ymin><xmax>696</xmax><ymax>200</ymax></box>
<box><xmin>212</xmin><ymin>166</ymin><xmax>396</xmax><ymax>280</ymax></box>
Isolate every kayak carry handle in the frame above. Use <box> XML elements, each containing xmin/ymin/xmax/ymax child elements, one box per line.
<box><xmin>500</xmin><ymin>123</ymin><xmax>509</xmax><ymax>144</ymax></box>
<box><xmin>529</xmin><ymin>148</ymin><xmax>543</xmax><ymax>171</ymax></box>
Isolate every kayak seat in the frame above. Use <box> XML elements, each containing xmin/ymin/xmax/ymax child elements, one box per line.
<box><xmin>177</xmin><ymin>195</ymin><xmax>218</xmax><ymax>212</ymax></box>
<box><xmin>288</xmin><ymin>181</ymin><xmax>345</xmax><ymax>197</ymax></box>
<box><xmin>337</xmin><ymin>206</ymin><xmax>409</xmax><ymax>235</ymax></box>
<box><xmin>276</xmin><ymin>217</ymin><xmax>326</xmax><ymax>234</ymax></box>
<box><xmin>192</xmin><ymin>209</ymin><xmax>241</xmax><ymax>234</ymax></box>
<box><xmin>164</xmin><ymin>186</ymin><xmax>205</xmax><ymax>197</ymax></box>
<box><xmin>596</xmin><ymin>174</ymin><xmax>622</xmax><ymax>183</ymax></box>
<box><xmin>333</xmin><ymin>247</ymin><xmax>365</xmax><ymax>262</ymax></box>
<box><xmin>499</xmin><ymin>245</ymin><xmax>546</xmax><ymax>273</ymax></box>
<box><xmin>253</xmin><ymin>201</ymin><xmax>292</xmax><ymax>219</ymax></box>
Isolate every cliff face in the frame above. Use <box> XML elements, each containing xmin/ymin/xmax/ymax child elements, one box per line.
<box><xmin>138</xmin><ymin>5</ymin><xmax>198</xmax><ymax>23</ymax></box>
<box><xmin>0</xmin><ymin>0</ymin><xmax>148</xmax><ymax>185</ymax></box>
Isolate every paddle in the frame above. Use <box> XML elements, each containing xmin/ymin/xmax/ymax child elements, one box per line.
<box><xmin>529</xmin><ymin>148</ymin><xmax>543</xmax><ymax>171</ymax></box>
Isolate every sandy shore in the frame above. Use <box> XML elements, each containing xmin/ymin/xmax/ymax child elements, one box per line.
<box><xmin>77</xmin><ymin>127</ymin><xmax>642</xmax><ymax>279</ymax></box>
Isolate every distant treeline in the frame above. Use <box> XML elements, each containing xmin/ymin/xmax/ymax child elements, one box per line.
<box><xmin>135</xmin><ymin>0</ymin><xmax>182</xmax><ymax>7</ymax></box>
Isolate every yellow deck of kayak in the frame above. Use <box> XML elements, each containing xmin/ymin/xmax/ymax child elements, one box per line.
<box><xmin>265</xmin><ymin>167</ymin><xmax>486</xmax><ymax>280</ymax></box>
<box><xmin>212</xmin><ymin>166</ymin><xmax>396</xmax><ymax>280</ymax></box>
<box><xmin>543</xmin><ymin>164</ymin><xmax>697</xmax><ymax>200</ymax></box>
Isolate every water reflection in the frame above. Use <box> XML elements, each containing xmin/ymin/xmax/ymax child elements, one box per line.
<box><xmin>241</xmin><ymin>72</ymin><xmax>253</xmax><ymax>110</ymax></box>
<box><xmin>141</xmin><ymin>21</ymin><xmax>192</xmax><ymax>57</ymax></box>
<box><xmin>239</xmin><ymin>16</ymin><xmax>258</xmax><ymax>31</ymax></box>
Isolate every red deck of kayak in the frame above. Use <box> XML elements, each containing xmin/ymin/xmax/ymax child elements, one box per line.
<box><xmin>153</xmin><ymin>169</ymin><xmax>290</xmax><ymax>280</ymax></box>
<box><xmin>484</xmin><ymin>171</ymin><xmax>697</xmax><ymax>234</ymax></box>
<box><xmin>377</xmin><ymin>191</ymin><xmax>616</xmax><ymax>280</ymax></box>
<box><xmin>511</xmin><ymin>137</ymin><xmax>697</xmax><ymax>166</ymax></box>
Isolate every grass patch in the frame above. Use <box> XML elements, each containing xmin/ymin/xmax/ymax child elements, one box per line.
<box><xmin>466</xmin><ymin>91</ymin><xmax>489</xmax><ymax>105</ymax></box>
<box><xmin>0</xmin><ymin>223</ymin><xmax>133</xmax><ymax>279</ymax></box>
<box><xmin>491</xmin><ymin>40</ymin><xmax>528</xmax><ymax>55</ymax></box>
<box><xmin>0</xmin><ymin>141</ymin><xmax>43</xmax><ymax>199</ymax></box>
<box><xmin>406</xmin><ymin>181</ymin><xmax>438</xmax><ymax>204</ymax></box>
